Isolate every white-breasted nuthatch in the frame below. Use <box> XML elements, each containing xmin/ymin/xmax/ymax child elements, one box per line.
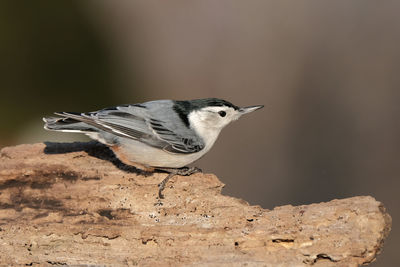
<box><xmin>43</xmin><ymin>98</ymin><xmax>263</xmax><ymax>198</ymax></box>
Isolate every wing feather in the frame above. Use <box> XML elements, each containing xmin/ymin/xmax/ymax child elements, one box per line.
<box><xmin>56</xmin><ymin>105</ymin><xmax>204</xmax><ymax>154</ymax></box>
<box><xmin>147</xmin><ymin>119</ymin><xmax>204</xmax><ymax>153</ymax></box>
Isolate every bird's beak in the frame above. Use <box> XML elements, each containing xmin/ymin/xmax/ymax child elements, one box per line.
<box><xmin>239</xmin><ymin>105</ymin><xmax>264</xmax><ymax>115</ymax></box>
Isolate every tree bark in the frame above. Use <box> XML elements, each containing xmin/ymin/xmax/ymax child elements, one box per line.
<box><xmin>0</xmin><ymin>142</ymin><xmax>391</xmax><ymax>266</ymax></box>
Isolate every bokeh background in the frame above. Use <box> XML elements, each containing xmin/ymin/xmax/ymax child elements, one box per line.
<box><xmin>1</xmin><ymin>1</ymin><xmax>399</xmax><ymax>266</ymax></box>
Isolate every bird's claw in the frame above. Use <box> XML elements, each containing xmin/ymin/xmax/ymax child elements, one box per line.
<box><xmin>175</xmin><ymin>166</ymin><xmax>202</xmax><ymax>176</ymax></box>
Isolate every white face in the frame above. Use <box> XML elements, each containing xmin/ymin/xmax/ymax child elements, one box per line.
<box><xmin>187</xmin><ymin>104</ymin><xmax>263</xmax><ymax>150</ymax></box>
<box><xmin>186</xmin><ymin>106</ymin><xmax>240</xmax><ymax>150</ymax></box>
<box><xmin>189</xmin><ymin>106</ymin><xmax>240</xmax><ymax>131</ymax></box>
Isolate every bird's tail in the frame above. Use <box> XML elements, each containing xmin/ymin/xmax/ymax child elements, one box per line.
<box><xmin>43</xmin><ymin>113</ymin><xmax>96</xmax><ymax>133</ymax></box>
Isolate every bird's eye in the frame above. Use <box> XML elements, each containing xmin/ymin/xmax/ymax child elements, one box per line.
<box><xmin>218</xmin><ymin>111</ymin><xmax>226</xmax><ymax>117</ymax></box>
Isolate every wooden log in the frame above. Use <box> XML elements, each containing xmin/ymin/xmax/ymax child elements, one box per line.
<box><xmin>0</xmin><ymin>142</ymin><xmax>391</xmax><ymax>266</ymax></box>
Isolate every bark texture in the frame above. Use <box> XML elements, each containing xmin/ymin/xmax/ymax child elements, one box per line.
<box><xmin>0</xmin><ymin>142</ymin><xmax>391</xmax><ymax>266</ymax></box>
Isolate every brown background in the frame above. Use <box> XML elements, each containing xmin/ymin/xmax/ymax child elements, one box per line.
<box><xmin>1</xmin><ymin>1</ymin><xmax>399</xmax><ymax>266</ymax></box>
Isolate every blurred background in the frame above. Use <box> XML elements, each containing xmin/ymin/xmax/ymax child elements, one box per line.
<box><xmin>1</xmin><ymin>1</ymin><xmax>399</xmax><ymax>265</ymax></box>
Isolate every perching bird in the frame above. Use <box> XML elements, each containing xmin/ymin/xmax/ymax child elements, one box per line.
<box><xmin>43</xmin><ymin>98</ymin><xmax>263</xmax><ymax>198</ymax></box>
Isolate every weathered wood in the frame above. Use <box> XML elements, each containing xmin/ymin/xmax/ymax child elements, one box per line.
<box><xmin>0</xmin><ymin>142</ymin><xmax>391</xmax><ymax>266</ymax></box>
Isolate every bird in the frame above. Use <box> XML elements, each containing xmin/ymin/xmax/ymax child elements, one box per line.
<box><xmin>43</xmin><ymin>98</ymin><xmax>263</xmax><ymax>198</ymax></box>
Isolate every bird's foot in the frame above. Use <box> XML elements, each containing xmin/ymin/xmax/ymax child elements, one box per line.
<box><xmin>156</xmin><ymin>166</ymin><xmax>202</xmax><ymax>199</ymax></box>
<box><xmin>174</xmin><ymin>166</ymin><xmax>202</xmax><ymax>176</ymax></box>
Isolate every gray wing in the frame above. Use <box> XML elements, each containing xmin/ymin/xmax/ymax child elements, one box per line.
<box><xmin>56</xmin><ymin>100</ymin><xmax>205</xmax><ymax>154</ymax></box>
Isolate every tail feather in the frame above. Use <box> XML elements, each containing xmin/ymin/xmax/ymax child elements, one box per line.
<box><xmin>43</xmin><ymin>115</ymin><xmax>97</xmax><ymax>133</ymax></box>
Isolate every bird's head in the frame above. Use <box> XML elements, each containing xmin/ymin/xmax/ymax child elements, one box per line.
<box><xmin>174</xmin><ymin>98</ymin><xmax>263</xmax><ymax>133</ymax></box>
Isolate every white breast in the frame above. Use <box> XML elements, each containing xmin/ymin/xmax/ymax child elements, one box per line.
<box><xmin>112</xmin><ymin>139</ymin><xmax>213</xmax><ymax>168</ymax></box>
<box><xmin>187</xmin><ymin>110</ymin><xmax>223</xmax><ymax>153</ymax></box>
